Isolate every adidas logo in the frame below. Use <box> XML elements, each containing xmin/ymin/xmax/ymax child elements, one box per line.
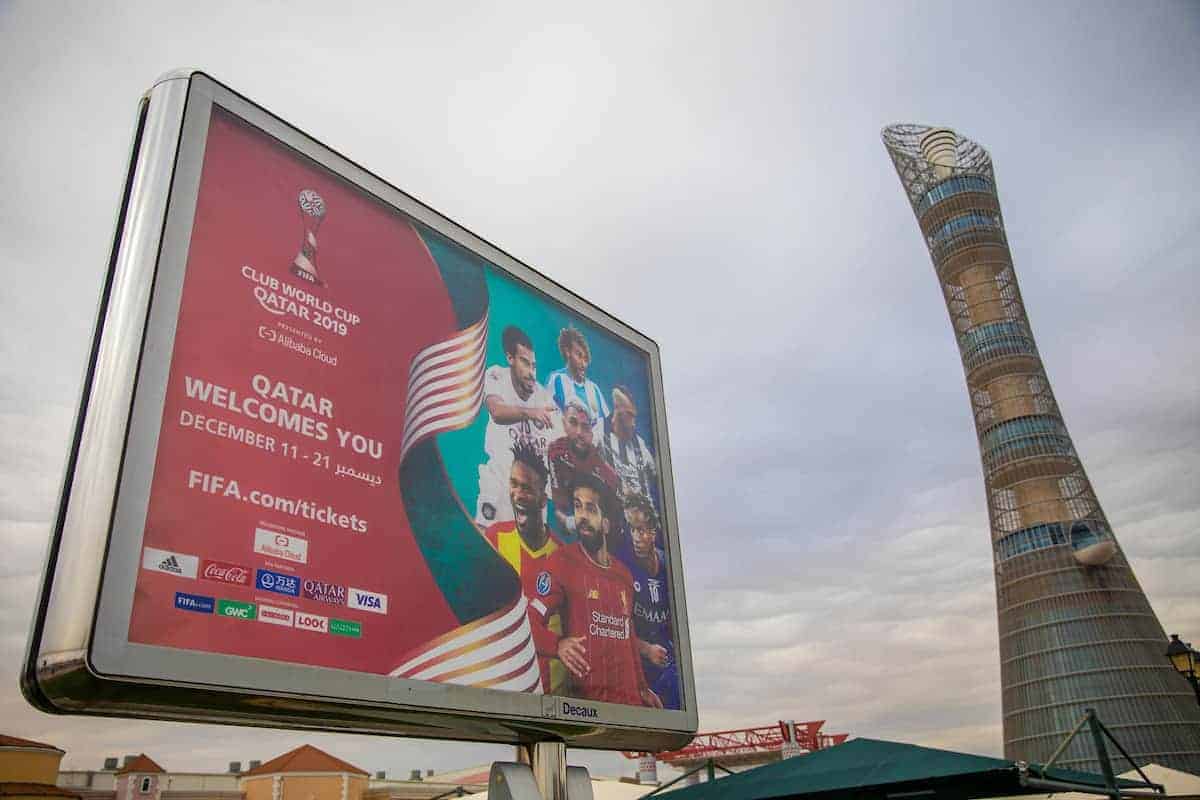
<box><xmin>142</xmin><ymin>547</ymin><xmax>198</xmax><ymax>579</ymax></box>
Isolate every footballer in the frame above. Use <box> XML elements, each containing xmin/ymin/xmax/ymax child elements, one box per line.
<box><xmin>548</xmin><ymin>399</ymin><xmax>619</xmax><ymax>534</ymax></box>
<box><xmin>545</xmin><ymin>326</ymin><xmax>608</xmax><ymax>444</ymax></box>
<box><xmin>483</xmin><ymin>440</ymin><xmax>565</xmax><ymax>693</ymax></box>
<box><xmin>528</xmin><ymin>473</ymin><xmax>660</xmax><ymax>708</ymax></box>
<box><xmin>621</xmin><ymin>491</ymin><xmax>679</xmax><ymax>709</ymax></box>
<box><xmin>601</xmin><ymin>385</ymin><xmax>659</xmax><ymax>507</ymax></box>
<box><xmin>475</xmin><ymin>325</ymin><xmax>562</xmax><ymax>526</ymax></box>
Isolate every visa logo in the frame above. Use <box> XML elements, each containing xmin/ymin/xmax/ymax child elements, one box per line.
<box><xmin>255</xmin><ymin>568</ymin><xmax>300</xmax><ymax>597</ymax></box>
<box><xmin>347</xmin><ymin>587</ymin><xmax>387</xmax><ymax>615</ymax></box>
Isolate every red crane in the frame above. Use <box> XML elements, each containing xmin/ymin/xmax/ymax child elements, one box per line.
<box><xmin>624</xmin><ymin>719</ymin><xmax>849</xmax><ymax>770</ymax></box>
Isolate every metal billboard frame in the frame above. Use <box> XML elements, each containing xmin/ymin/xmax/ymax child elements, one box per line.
<box><xmin>22</xmin><ymin>70</ymin><xmax>696</xmax><ymax>751</ymax></box>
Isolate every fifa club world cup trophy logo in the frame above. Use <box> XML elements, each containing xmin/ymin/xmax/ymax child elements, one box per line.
<box><xmin>291</xmin><ymin>189</ymin><xmax>327</xmax><ymax>286</ymax></box>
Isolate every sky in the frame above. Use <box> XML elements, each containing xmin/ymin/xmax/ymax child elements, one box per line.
<box><xmin>2</xmin><ymin>0</ymin><xmax>1198</xmax><ymax>783</ymax></box>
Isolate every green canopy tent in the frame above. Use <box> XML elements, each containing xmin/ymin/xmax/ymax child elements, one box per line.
<box><xmin>651</xmin><ymin>738</ymin><xmax>1161</xmax><ymax>800</ymax></box>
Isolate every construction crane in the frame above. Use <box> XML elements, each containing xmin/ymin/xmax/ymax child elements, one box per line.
<box><xmin>624</xmin><ymin>719</ymin><xmax>849</xmax><ymax>770</ymax></box>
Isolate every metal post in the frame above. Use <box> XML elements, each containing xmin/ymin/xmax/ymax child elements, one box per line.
<box><xmin>1038</xmin><ymin>712</ymin><xmax>1091</xmax><ymax>775</ymax></box>
<box><xmin>1086</xmin><ymin>709</ymin><xmax>1120</xmax><ymax>800</ymax></box>
<box><xmin>640</xmin><ymin>761</ymin><xmax>735</xmax><ymax>797</ymax></box>
<box><xmin>523</xmin><ymin>741</ymin><xmax>566</xmax><ymax>800</ymax></box>
<box><xmin>1188</xmin><ymin>651</ymin><xmax>1200</xmax><ymax>707</ymax></box>
<box><xmin>637</xmin><ymin>753</ymin><xmax>658</xmax><ymax>785</ymax></box>
<box><xmin>706</xmin><ymin>759</ymin><xmax>715</xmax><ymax>783</ymax></box>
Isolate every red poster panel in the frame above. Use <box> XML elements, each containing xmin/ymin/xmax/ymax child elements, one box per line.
<box><xmin>127</xmin><ymin>107</ymin><xmax>683</xmax><ymax>713</ymax></box>
<box><xmin>130</xmin><ymin>108</ymin><xmax>463</xmax><ymax>673</ymax></box>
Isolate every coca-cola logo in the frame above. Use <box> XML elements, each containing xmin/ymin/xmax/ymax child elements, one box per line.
<box><xmin>200</xmin><ymin>559</ymin><xmax>250</xmax><ymax>585</ymax></box>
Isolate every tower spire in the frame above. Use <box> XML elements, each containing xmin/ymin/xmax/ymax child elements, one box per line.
<box><xmin>882</xmin><ymin>123</ymin><xmax>1200</xmax><ymax>773</ymax></box>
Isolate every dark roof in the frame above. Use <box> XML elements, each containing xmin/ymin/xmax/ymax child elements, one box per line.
<box><xmin>0</xmin><ymin>735</ymin><xmax>62</xmax><ymax>752</ymax></box>
<box><xmin>116</xmin><ymin>755</ymin><xmax>165</xmax><ymax>775</ymax></box>
<box><xmin>0</xmin><ymin>784</ymin><xmax>80</xmax><ymax>798</ymax></box>
<box><xmin>664</xmin><ymin>737</ymin><xmax>1154</xmax><ymax>800</ymax></box>
<box><xmin>244</xmin><ymin>745</ymin><xmax>367</xmax><ymax>777</ymax></box>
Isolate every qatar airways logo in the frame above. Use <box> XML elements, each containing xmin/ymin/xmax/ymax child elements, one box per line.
<box><xmin>302</xmin><ymin>579</ymin><xmax>346</xmax><ymax>606</ymax></box>
<box><xmin>201</xmin><ymin>559</ymin><xmax>250</xmax><ymax>586</ymax></box>
<box><xmin>253</xmin><ymin>527</ymin><xmax>308</xmax><ymax>564</ymax></box>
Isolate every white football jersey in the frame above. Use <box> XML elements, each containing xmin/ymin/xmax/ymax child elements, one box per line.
<box><xmin>476</xmin><ymin>365</ymin><xmax>562</xmax><ymax>524</ymax></box>
<box><xmin>482</xmin><ymin>365</ymin><xmax>561</xmax><ymax>465</ymax></box>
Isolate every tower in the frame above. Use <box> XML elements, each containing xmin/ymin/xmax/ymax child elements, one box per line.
<box><xmin>882</xmin><ymin>124</ymin><xmax>1200</xmax><ymax>773</ymax></box>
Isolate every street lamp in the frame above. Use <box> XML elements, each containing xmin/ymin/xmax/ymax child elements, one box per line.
<box><xmin>1166</xmin><ymin>634</ymin><xmax>1200</xmax><ymax>705</ymax></box>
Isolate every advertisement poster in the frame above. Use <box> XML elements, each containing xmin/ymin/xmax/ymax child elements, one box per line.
<box><xmin>128</xmin><ymin>107</ymin><xmax>682</xmax><ymax>711</ymax></box>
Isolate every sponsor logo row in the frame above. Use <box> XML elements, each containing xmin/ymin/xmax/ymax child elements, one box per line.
<box><xmin>174</xmin><ymin>592</ymin><xmax>361</xmax><ymax>637</ymax></box>
<box><xmin>143</xmin><ymin>528</ymin><xmax>311</xmax><ymax>576</ymax></box>
<box><xmin>142</xmin><ymin>546</ymin><xmax>387</xmax><ymax>615</ymax></box>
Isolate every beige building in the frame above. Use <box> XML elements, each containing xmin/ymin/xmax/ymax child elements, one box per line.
<box><xmin>365</xmin><ymin>764</ymin><xmax>488</xmax><ymax>800</ymax></box>
<box><xmin>59</xmin><ymin>755</ymin><xmax>241</xmax><ymax>800</ymax></box>
<box><xmin>240</xmin><ymin>746</ymin><xmax>368</xmax><ymax>800</ymax></box>
<box><xmin>0</xmin><ymin>734</ymin><xmax>80</xmax><ymax>800</ymax></box>
<box><xmin>50</xmin><ymin>742</ymin><xmax>484</xmax><ymax>800</ymax></box>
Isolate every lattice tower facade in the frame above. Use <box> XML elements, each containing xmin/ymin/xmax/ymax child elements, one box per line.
<box><xmin>882</xmin><ymin>123</ymin><xmax>1200</xmax><ymax>774</ymax></box>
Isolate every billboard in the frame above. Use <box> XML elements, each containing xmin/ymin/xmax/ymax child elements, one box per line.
<box><xmin>23</xmin><ymin>71</ymin><xmax>695</xmax><ymax>750</ymax></box>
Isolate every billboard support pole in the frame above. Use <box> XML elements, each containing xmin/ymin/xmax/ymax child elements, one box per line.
<box><xmin>523</xmin><ymin>741</ymin><xmax>566</xmax><ymax>800</ymax></box>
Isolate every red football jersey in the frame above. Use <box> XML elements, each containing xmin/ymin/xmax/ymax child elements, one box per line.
<box><xmin>530</xmin><ymin>541</ymin><xmax>651</xmax><ymax>706</ymax></box>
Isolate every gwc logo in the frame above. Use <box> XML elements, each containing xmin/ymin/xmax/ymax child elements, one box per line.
<box><xmin>217</xmin><ymin>599</ymin><xmax>256</xmax><ymax>620</ymax></box>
